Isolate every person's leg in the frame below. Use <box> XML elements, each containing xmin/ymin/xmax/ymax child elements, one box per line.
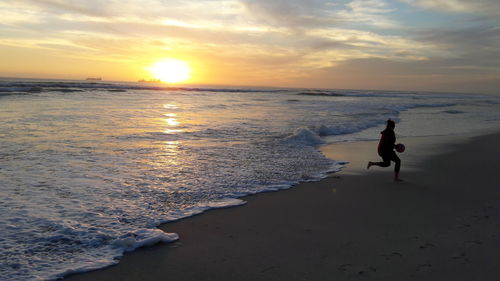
<box><xmin>367</xmin><ymin>155</ymin><xmax>391</xmax><ymax>169</ymax></box>
<box><xmin>391</xmin><ymin>152</ymin><xmax>402</xmax><ymax>181</ymax></box>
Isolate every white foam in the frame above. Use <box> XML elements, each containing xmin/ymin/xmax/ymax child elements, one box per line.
<box><xmin>164</xmin><ymin>198</ymin><xmax>247</xmax><ymax>223</ymax></box>
<box><xmin>285</xmin><ymin>127</ymin><xmax>324</xmax><ymax>145</ymax></box>
<box><xmin>317</xmin><ymin>121</ymin><xmax>381</xmax><ymax>136</ymax></box>
<box><xmin>112</xmin><ymin>229</ymin><xmax>179</xmax><ymax>252</ymax></box>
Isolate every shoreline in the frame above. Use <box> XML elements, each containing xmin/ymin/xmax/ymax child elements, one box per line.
<box><xmin>66</xmin><ymin>131</ymin><xmax>500</xmax><ymax>281</ymax></box>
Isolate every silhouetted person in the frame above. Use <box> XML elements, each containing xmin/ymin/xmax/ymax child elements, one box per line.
<box><xmin>367</xmin><ymin>119</ymin><xmax>402</xmax><ymax>181</ymax></box>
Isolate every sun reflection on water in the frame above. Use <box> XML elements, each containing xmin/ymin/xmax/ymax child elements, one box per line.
<box><xmin>163</xmin><ymin>104</ymin><xmax>178</xmax><ymax>109</ymax></box>
<box><xmin>164</xmin><ymin>118</ymin><xmax>179</xmax><ymax>127</ymax></box>
<box><xmin>163</xmin><ymin>141</ymin><xmax>180</xmax><ymax>160</ymax></box>
<box><xmin>163</xmin><ymin>128</ymin><xmax>183</xmax><ymax>134</ymax></box>
<box><xmin>162</xmin><ymin>104</ymin><xmax>183</xmax><ymax>134</ymax></box>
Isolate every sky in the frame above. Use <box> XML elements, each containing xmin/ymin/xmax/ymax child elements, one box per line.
<box><xmin>1</xmin><ymin>0</ymin><xmax>499</xmax><ymax>94</ymax></box>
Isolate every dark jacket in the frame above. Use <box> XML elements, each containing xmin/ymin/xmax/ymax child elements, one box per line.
<box><xmin>378</xmin><ymin>128</ymin><xmax>395</xmax><ymax>156</ymax></box>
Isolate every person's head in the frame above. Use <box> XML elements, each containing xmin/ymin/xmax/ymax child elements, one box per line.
<box><xmin>386</xmin><ymin>119</ymin><xmax>395</xmax><ymax>129</ymax></box>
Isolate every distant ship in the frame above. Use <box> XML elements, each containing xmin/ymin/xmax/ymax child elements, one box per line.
<box><xmin>138</xmin><ymin>79</ymin><xmax>161</xmax><ymax>83</ymax></box>
<box><xmin>85</xmin><ymin>77</ymin><xmax>102</xmax><ymax>81</ymax></box>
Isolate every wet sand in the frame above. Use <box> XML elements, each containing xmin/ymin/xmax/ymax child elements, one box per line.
<box><xmin>66</xmin><ymin>132</ymin><xmax>500</xmax><ymax>281</ymax></box>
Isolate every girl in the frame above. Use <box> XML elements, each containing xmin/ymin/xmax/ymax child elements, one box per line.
<box><xmin>367</xmin><ymin>119</ymin><xmax>402</xmax><ymax>181</ymax></box>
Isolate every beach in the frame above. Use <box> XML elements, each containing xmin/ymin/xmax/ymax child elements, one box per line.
<box><xmin>4</xmin><ymin>81</ymin><xmax>500</xmax><ymax>280</ymax></box>
<box><xmin>65</xmin><ymin>131</ymin><xmax>500</xmax><ymax>281</ymax></box>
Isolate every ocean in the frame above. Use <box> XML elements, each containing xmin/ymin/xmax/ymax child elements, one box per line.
<box><xmin>1</xmin><ymin>78</ymin><xmax>500</xmax><ymax>280</ymax></box>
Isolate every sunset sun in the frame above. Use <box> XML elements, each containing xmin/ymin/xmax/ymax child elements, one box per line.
<box><xmin>148</xmin><ymin>59</ymin><xmax>191</xmax><ymax>83</ymax></box>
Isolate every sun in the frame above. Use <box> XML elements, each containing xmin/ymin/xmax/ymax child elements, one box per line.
<box><xmin>148</xmin><ymin>58</ymin><xmax>191</xmax><ymax>83</ymax></box>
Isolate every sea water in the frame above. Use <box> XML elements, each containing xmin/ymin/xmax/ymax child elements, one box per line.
<box><xmin>1</xmin><ymin>78</ymin><xmax>500</xmax><ymax>280</ymax></box>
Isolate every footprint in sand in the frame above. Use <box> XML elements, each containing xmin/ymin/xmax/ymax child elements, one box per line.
<box><xmin>451</xmin><ymin>251</ymin><xmax>470</xmax><ymax>264</ymax></box>
<box><xmin>338</xmin><ymin>263</ymin><xmax>353</xmax><ymax>273</ymax></box>
<box><xmin>419</xmin><ymin>243</ymin><xmax>436</xmax><ymax>250</ymax></box>
<box><xmin>338</xmin><ymin>264</ymin><xmax>377</xmax><ymax>276</ymax></box>
<box><xmin>416</xmin><ymin>263</ymin><xmax>432</xmax><ymax>272</ymax></box>
<box><xmin>457</xmin><ymin>223</ymin><xmax>471</xmax><ymax>230</ymax></box>
<box><xmin>451</xmin><ymin>251</ymin><xmax>467</xmax><ymax>260</ymax></box>
<box><xmin>381</xmin><ymin>252</ymin><xmax>403</xmax><ymax>260</ymax></box>
<box><xmin>463</xmin><ymin>240</ymin><xmax>482</xmax><ymax>247</ymax></box>
<box><xmin>260</xmin><ymin>265</ymin><xmax>280</xmax><ymax>273</ymax></box>
<box><xmin>472</xmin><ymin>215</ymin><xmax>492</xmax><ymax>221</ymax></box>
<box><xmin>357</xmin><ymin>267</ymin><xmax>377</xmax><ymax>276</ymax></box>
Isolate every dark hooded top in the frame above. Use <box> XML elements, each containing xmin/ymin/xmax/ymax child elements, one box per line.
<box><xmin>377</xmin><ymin>128</ymin><xmax>396</xmax><ymax>156</ymax></box>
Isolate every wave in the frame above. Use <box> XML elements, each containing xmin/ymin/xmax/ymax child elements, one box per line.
<box><xmin>296</xmin><ymin>89</ymin><xmax>486</xmax><ymax>100</ymax></box>
<box><xmin>442</xmin><ymin>110</ymin><xmax>465</xmax><ymax>114</ymax></box>
<box><xmin>317</xmin><ymin>121</ymin><xmax>383</xmax><ymax>137</ymax></box>
<box><xmin>0</xmin><ymin>80</ymin><xmax>290</xmax><ymax>96</ymax></box>
<box><xmin>1</xmin><ymin>79</ymin><xmax>489</xmax><ymax>102</ymax></box>
<box><xmin>45</xmin><ymin>227</ymin><xmax>178</xmax><ymax>280</ymax></box>
<box><xmin>283</xmin><ymin>117</ymin><xmax>391</xmax><ymax>147</ymax></box>
<box><xmin>284</xmin><ymin>128</ymin><xmax>325</xmax><ymax>145</ymax></box>
<box><xmin>296</xmin><ymin>91</ymin><xmax>345</xmax><ymax>97</ymax></box>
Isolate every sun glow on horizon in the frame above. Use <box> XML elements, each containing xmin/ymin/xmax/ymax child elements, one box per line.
<box><xmin>148</xmin><ymin>59</ymin><xmax>191</xmax><ymax>83</ymax></box>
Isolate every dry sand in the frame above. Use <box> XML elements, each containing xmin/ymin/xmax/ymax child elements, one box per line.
<box><xmin>66</xmin><ymin>132</ymin><xmax>500</xmax><ymax>281</ymax></box>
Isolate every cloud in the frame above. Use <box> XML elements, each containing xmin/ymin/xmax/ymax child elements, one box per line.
<box><xmin>1</xmin><ymin>0</ymin><xmax>406</xmax><ymax>56</ymax></box>
<box><xmin>0</xmin><ymin>1</ymin><xmax>400</xmax><ymax>62</ymax></box>
<box><xmin>297</xmin><ymin>57</ymin><xmax>500</xmax><ymax>93</ymax></box>
<box><xmin>415</xmin><ymin>25</ymin><xmax>500</xmax><ymax>49</ymax></box>
<box><xmin>0</xmin><ymin>0</ymin><xmax>436</xmax><ymax>84</ymax></box>
<box><xmin>239</xmin><ymin>0</ymin><xmax>340</xmax><ymax>31</ymax></box>
<box><xmin>402</xmin><ymin>0</ymin><xmax>500</xmax><ymax>17</ymax></box>
<box><xmin>339</xmin><ymin>0</ymin><xmax>399</xmax><ymax>28</ymax></box>
<box><xmin>240</xmin><ymin>0</ymin><xmax>401</xmax><ymax>30</ymax></box>
<box><xmin>410</xmin><ymin>25</ymin><xmax>500</xmax><ymax>75</ymax></box>
<box><xmin>2</xmin><ymin>0</ymin><xmax>111</xmax><ymax>18</ymax></box>
<box><xmin>2</xmin><ymin>0</ymin><xmax>245</xmax><ymax>26</ymax></box>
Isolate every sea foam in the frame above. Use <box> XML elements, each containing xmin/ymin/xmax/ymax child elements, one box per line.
<box><xmin>285</xmin><ymin>128</ymin><xmax>324</xmax><ymax>145</ymax></box>
<box><xmin>112</xmin><ymin>229</ymin><xmax>179</xmax><ymax>251</ymax></box>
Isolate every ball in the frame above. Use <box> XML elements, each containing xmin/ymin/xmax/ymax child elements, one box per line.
<box><xmin>395</xmin><ymin>143</ymin><xmax>405</xmax><ymax>153</ymax></box>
